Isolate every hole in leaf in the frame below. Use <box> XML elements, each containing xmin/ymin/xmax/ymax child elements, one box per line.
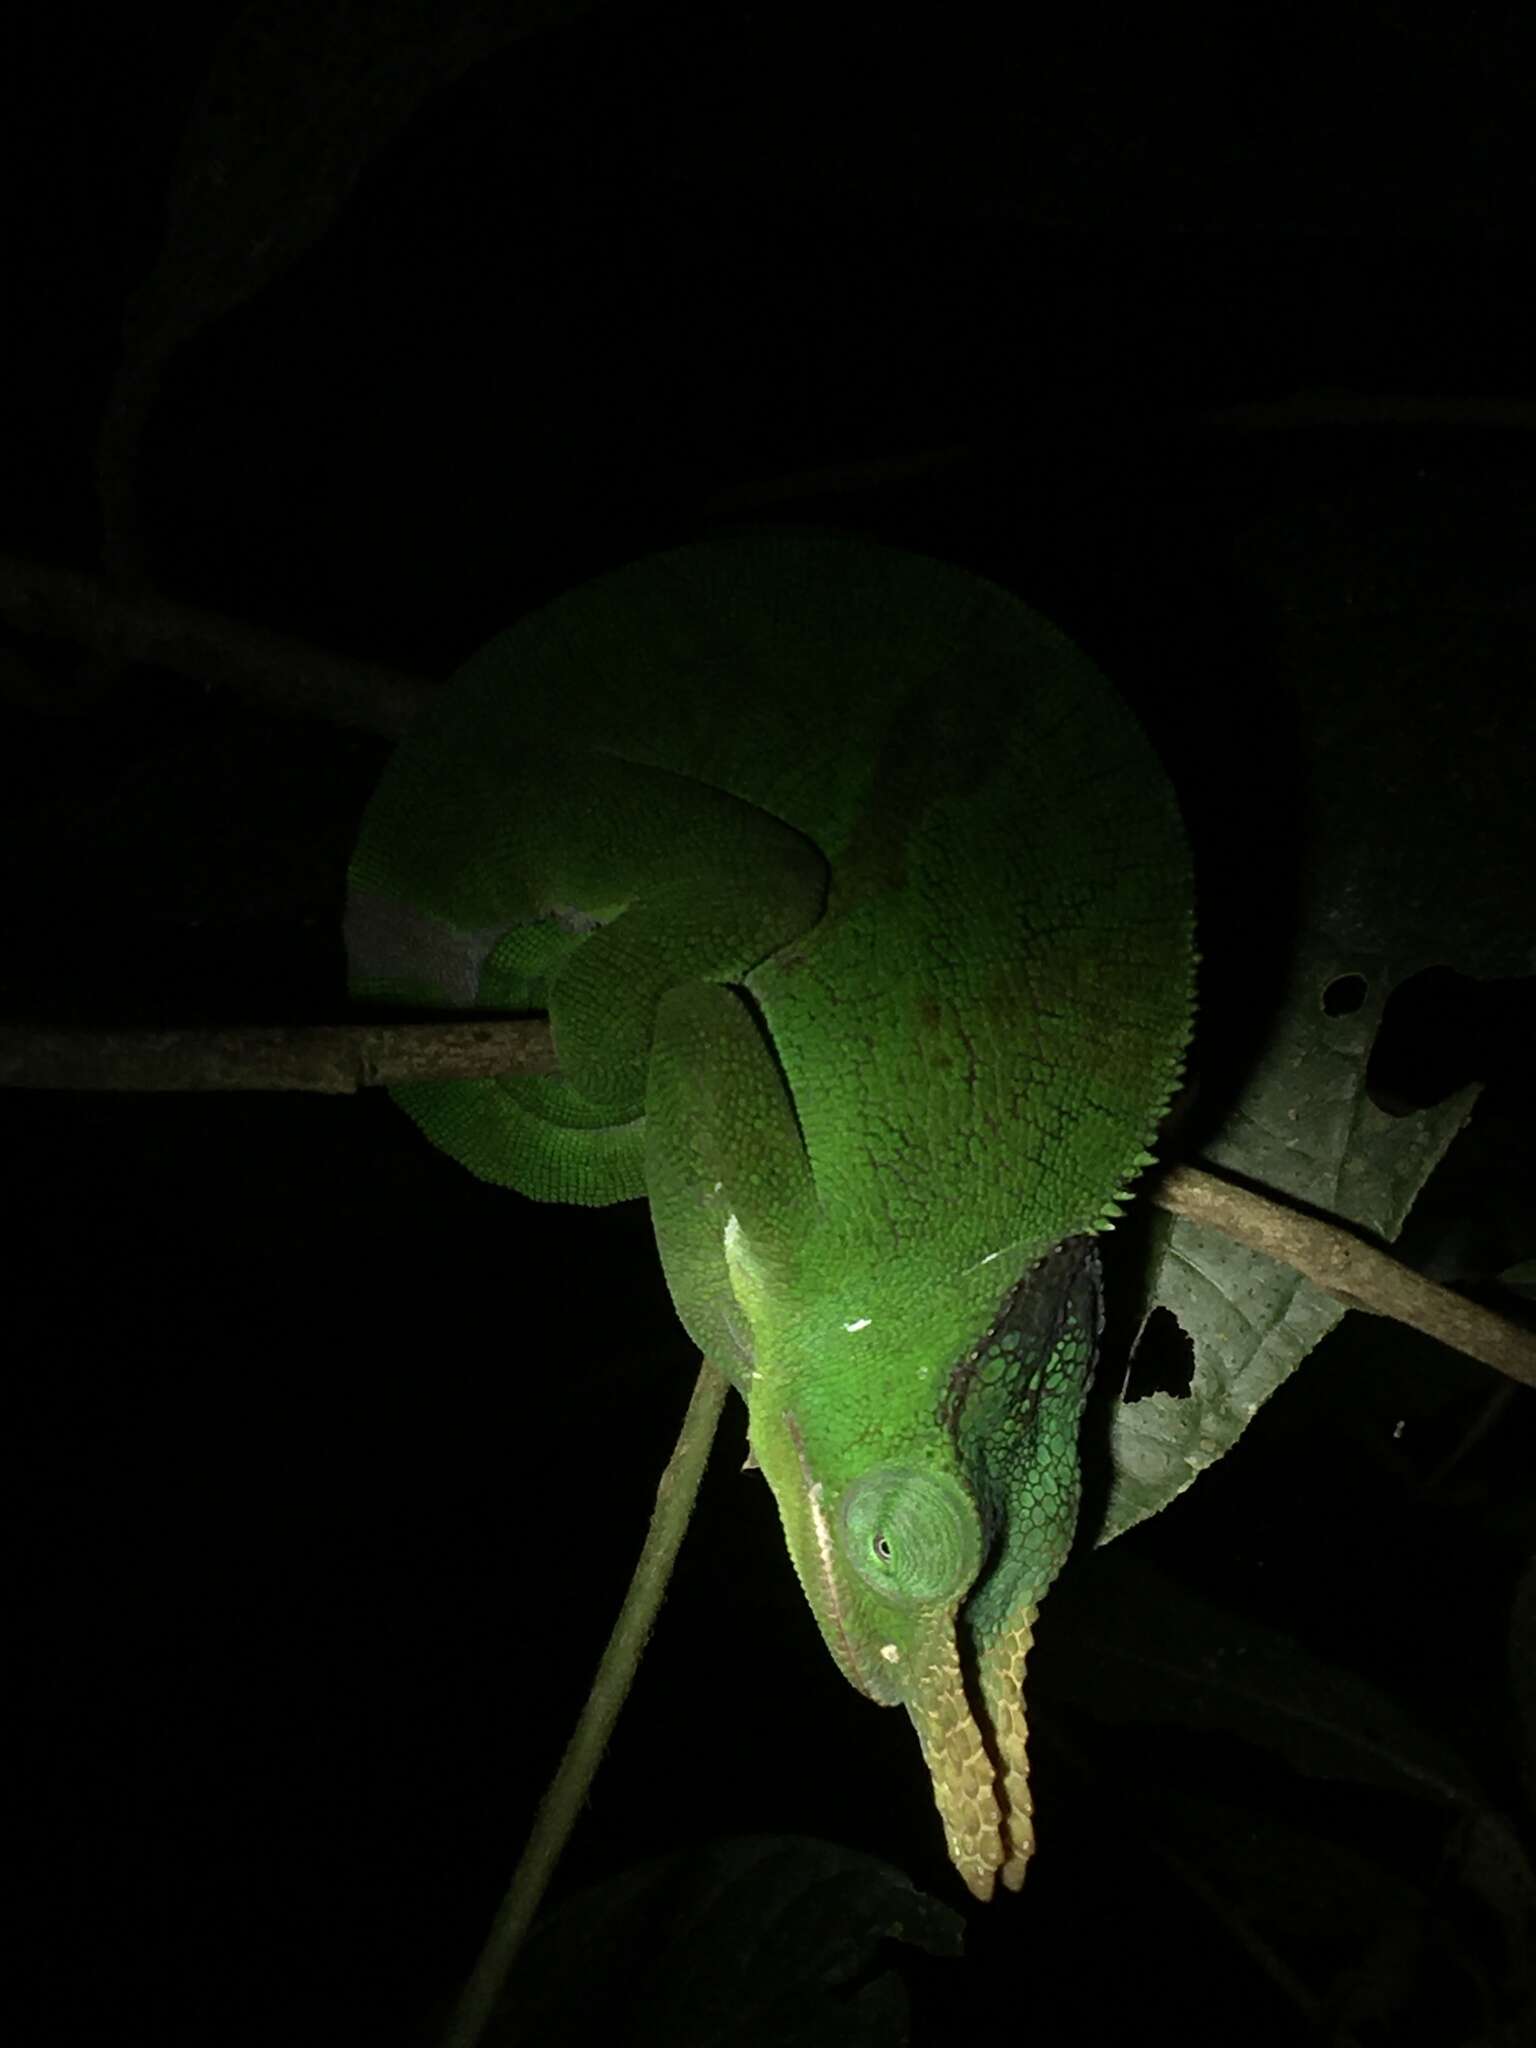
<box><xmin>1123</xmin><ymin>1305</ymin><xmax>1194</xmax><ymax>1401</ymax></box>
<box><xmin>1368</xmin><ymin>965</ymin><xmax>1533</xmax><ymax>1113</ymax></box>
<box><xmin>1321</xmin><ymin>972</ymin><xmax>1367</xmax><ymax>1017</ymax></box>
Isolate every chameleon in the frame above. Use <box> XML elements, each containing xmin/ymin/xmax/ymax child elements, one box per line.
<box><xmin>345</xmin><ymin>527</ymin><xmax>1195</xmax><ymax>1900</ymax></box>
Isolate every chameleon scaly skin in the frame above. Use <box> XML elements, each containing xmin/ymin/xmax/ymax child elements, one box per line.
<box><xmin>347</xmin><ymin>530</ymin><xmax>1194</xmax><ymax>1895</ymax></box>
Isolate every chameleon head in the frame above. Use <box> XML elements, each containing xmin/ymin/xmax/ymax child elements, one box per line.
<box><xmin>750</xmin><ymin>1402</ymin><xmax>1024</xmax><ymax>1901</ymax></box>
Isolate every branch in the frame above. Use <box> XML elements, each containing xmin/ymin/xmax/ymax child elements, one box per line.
<box><xmin>1156</xmin><ymin>1163</ymin><xmax>1536</xmax><ymax>1388</ymax></box>
<box><xmin>0</xmin><ymin>1020</ymin><xmax>557</xmax><ymax>1093</ymax></box>
<box><xmin>3</xmin><ymin>1014</ymin><xmax>1531</xmax><ymax>1385</ymax></box>
<box><xmin>0</xmin><ymin>553</ymin><xmax>429</xmax><ymax>736</ymax></box>
<box><xmin>436</xmin><ymin>1357</ymin><xmax>732</xmax><ymax>2048</ymax></box>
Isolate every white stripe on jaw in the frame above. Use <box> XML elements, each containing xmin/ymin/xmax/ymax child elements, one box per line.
<box><xmin>783</xmin><ymin>1410</ymin><xmax>864</xmax><ymax>1690</ymax></box>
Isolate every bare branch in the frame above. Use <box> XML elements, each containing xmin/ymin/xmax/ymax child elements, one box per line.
<box><xmin>3</xmin><ymin>1014</ymin><xmax>1529</xmax><ymax>1385</ymax></box>
<box><xmin>0</xmin><ymin>554</ymin><xmax>430</xmax><ymax>735</ymax></box>
<box><xmin>0</xmin><ymin>1019</ymin><xmax>556</xmax><ymax>1093</ymax></box>
<box><xmin>437</xmin><ymin>1357</ymin><xmax>731</xmax><ymax>2048</ymax></box>
<box><xmin>1156</xmin><ymin>1163</ymin><xmax>1536</xmax><ymax>1388</ymax></box>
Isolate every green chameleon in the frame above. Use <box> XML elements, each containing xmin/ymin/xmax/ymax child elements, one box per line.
<box><xmin>346</xmin><ymin>528</ymin><xmax>1195</xmax><ymax>1900</ymax></box>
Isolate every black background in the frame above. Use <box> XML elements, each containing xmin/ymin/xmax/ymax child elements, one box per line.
<box><xmin>5</xmin><ymin>6</ymin><xmax>1535</xmax><ymax>2044</ymax></box>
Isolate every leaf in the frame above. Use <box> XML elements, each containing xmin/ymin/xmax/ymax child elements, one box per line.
<box><xmin>1451</xmin><ymin>1807</ymin><xmax>1536</xmax><ymax>2022</ymax></box>
<box><xmin>1047</xmin><ymin>1549</ymin><xmax>1536</xmax><ymax>2033</ymax></box>
<box><xmin>1052</xmin><ymin>1549</ymin><xmax>1486</xmax><ymax>1807</ymax></box>
<box><xmin>1124</xmin><ymin>1790</ymin><xmax>1534</xmax><ymax>2042</ymax></box>
<box><xmin>482</xmin><ymin>1836</ymin><xmax>964</xmax><ymax>2048</ymax></box>
<box><xmin>98</xmin><ymin>0</ymin><xmax>595</xmax><ymax>575</ymax></box>
<box><xmin>1106</xmin><ymin>475</ymin><xmax>1534</xmax><ymax>1540</ymax></box>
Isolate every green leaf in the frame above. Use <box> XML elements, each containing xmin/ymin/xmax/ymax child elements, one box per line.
<box><xmin>1053</xmin><ymin>1550</ymin><xmax>1486</xmax><ymax>1807</ymax></box>
<box><xmin>98</xmin><ymin>0</ymin><xmax>596</xmax><ymax>575</ymax></box>
<box><xmin>483</xmin><ymin>1836</ymin><xmax>964</xmax><ymax>2048</ymax></box>
<box><xmin>1106</xmin><ymin>473</ymin><xmax>1534</xmax><ymax>1540</ymax></box>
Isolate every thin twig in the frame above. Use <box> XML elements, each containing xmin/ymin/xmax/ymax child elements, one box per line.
<box><xmin>436</xmin><ymin>1358</ymin><xmax>731</xmax><ymax>2048</ymax></box>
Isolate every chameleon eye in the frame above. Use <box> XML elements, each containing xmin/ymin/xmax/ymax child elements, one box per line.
<box><xmin>840</xmin><ymin>1469</ymin><xmax>982</xmax><ymax>1607</ymax></box>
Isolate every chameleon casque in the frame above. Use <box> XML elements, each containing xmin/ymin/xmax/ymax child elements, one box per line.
<box><xmin>346</xmin><ymin>528</ymin><xmax>1195</xmax><ymax>1900</ymax></box>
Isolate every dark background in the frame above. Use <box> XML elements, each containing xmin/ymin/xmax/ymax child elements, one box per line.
<box><xmin>5</xmin><ymin>5</ymin><xmax>1534</xmax><ymax>2044</ymax></box>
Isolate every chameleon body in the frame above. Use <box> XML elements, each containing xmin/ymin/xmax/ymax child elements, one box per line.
<box><xmin>346</xmin><ymin>529</ymin><xmax>1195</xmax><ymax>1898</ymax></box>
